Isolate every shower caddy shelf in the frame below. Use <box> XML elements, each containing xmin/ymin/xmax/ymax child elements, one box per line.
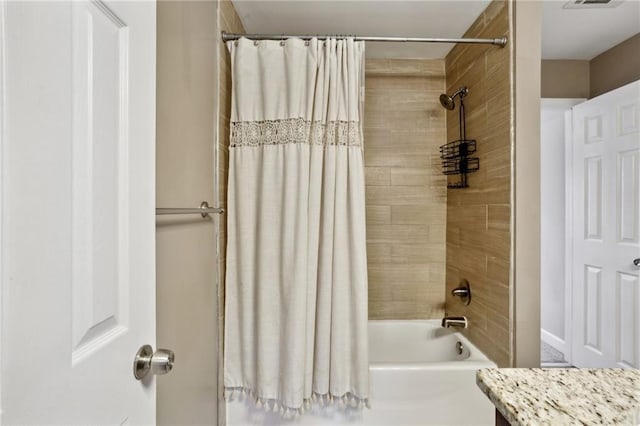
<box><xmin>439</xmin><ymin>86</ymin><xmax>479</xmax><ymax>189</ymax></box>
<box><xmin>440</xmin><ymin>139</ymin><xmax>479</xmax><ymax>188</ymax></box>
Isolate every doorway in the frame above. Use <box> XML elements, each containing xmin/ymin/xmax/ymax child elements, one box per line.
<box><xmin>540</xmin><ymin>98</ymin><xmax>583</xmax><ymax>366</ymax></box>
<box><xmin>541</xmin><ymin>81</ymin><xmax>640</xmax><ymax>368</ymax></box>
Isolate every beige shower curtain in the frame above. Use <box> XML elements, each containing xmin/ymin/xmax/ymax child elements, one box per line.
<box><xmin>224</xmin><ymin>37</ymin><xmax>369</xmax><ymax>414</ymax></box>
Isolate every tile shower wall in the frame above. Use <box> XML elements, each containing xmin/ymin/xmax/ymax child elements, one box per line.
<box><xmin>444</xmin><ymin>0</ymin><xmax>512</xmax><ymax>367</ymax></box>
<box><xmin>217</xmin><ymin>0</ymin><xmax>244</xmax><ymax>423</ymax></box>
<box><xmin>364</xmin><ymin>59</ymin><xmax>447</xmax><ymax>319</ymax></box>
<box><xmin>217</xmin><ymin>0</ymin><xmax>243</xmax><ymax>277</ymax></box>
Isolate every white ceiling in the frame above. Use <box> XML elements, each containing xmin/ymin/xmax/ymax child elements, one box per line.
<box><xmin>542</xmin><ymin>0</ymin><xmax>640</xmax><ymax>60</ymax></box>
<box><xmin>231</xmin><ymin>0</ymin><xmax>640</xmax><ymax>60</ymax></box>
<box><xmin>230</xmin><ymin>1</ymin><xmax>491</xmax><ymax>59</ymax></box>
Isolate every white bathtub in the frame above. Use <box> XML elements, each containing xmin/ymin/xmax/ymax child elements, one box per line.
<box><xmin>227</xmin><ymin>320</ymin><xmax>497</xmax><ymax>426</ymax></box>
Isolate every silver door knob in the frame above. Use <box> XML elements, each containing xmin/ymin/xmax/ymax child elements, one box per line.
<box><xmin>133</xmin><ymin>345</ymin><xmax>175</xmax><ymax>380</ymax></box>
<box><xmin>634</xmin><ymin>258</ymin><xmax>640</xmax><ymax>267</ymax></box>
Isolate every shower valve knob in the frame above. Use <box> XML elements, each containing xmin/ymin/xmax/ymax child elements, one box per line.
<box><xmin>451</xmin><ymin>279</ymin><xmax>471</xmax><ymax>306</ymax></box>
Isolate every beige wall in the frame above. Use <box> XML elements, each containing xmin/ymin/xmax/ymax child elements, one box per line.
<box><xmin>513</xmin><ymin>0</ymin><xmax>542</xmax><ymax>368</ymax></box>
<box><xmin>156</xmin><ymin>1</ymin><xmax>219</xmax><ymax>424</ymax></box>
<box><xmin>217</xmin><ymin>0</ymin><xmax>245</xmax><ymax>423</ymax></box>
<box><xmin>541</xmin><ymin>60</ymin><xmax>590</xmax><ymax>98</ymax></box>
<box><xmin>590</xmin><ymin>33</ymin><xmax>640</xmax><ymax>98</ymax></box>
<box><xmin>364</xmin><ymin>59</ymin><xmax>447</xmax><ymax>320</ymax></box>
<box><xmin>541</xmin><ymin>34</ymin><xmax>640</xmax><ymax>99</ymax></box>
<box><xmin>444</xmin><ymin>0</ymin><xmax>512</xmax><ymax>367</ymax></box>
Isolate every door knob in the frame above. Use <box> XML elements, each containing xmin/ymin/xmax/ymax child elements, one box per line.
<box><xmin>133</xmin><ymin>345</ymin><xmax>175</xmax><ymax>380</ymax></box>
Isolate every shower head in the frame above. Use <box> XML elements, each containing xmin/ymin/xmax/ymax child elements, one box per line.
<box><xmin>439</xmin><ymin>94</ymin><xmax>456</xmax><ymax>110</ymax></box>
<box><xmin>439</xmin><ymin>87</ymin><xmax>468</xmax><ymax>110</ymax></box>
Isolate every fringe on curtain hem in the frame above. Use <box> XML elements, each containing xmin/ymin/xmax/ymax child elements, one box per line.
<box><xmin>224</xmin><ymin>386</ymin><xmax>371</xmax><ymax>418</ymax></box>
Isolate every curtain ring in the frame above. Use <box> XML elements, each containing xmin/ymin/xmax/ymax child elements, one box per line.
<box><xmin>304</xmin><ymin>40</ymin><xmax>309</xmax><ymax>47</ymax></box>
<box><xmin>280</xmin><ymin>34</ymin><xmax>285</xmax><ymax>46</ymax></box>
<box><xmin>253</xmin><ymin>40</ymin><xmax>258</xmax><ymax>46</ymax></box>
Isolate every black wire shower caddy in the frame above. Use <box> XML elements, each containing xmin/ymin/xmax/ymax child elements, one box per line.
<box><xmin>439</xmin><ymin>88</ymin><xmax>479</xmax><ymax>188</ymax></box>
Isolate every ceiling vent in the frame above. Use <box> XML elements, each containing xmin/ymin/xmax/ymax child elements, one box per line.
<box><xmin>563</xmin><ymin>0</ymin><xmax>624</xmax><ymax>9</ymax></box>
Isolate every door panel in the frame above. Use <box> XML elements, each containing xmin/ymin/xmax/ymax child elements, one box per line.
<box><xmin>617</xmin><ymin>271</ymin><xmax>638</xmax><ymax>367</ymax></box>
<box><xmin>572</xmin><ymin>81</ymin><xmax>640</xmax><ymax>368</ymax></box>
<box><xmin>617</xmin><ymin>150</ymin><xmax>639</xmax><ymax>243</ymax></box>
<box><xmin>584</xmin><ymin>264</ymin><xmax>602</xmax><ymax>353</ymax></box>
<box><xmin>1</xmin><ymin>1</ymin><xmax>156</xmax><ymax>423</ymax></box>
<box><xmin>71</xmin><ymin>1</ymin><xmax>131</xmax><ymax>361</ymax></box>
<box><xmin>584</xmin><ymin>156</ymin><xmax>603</xmax><ymax>240</ymax></box>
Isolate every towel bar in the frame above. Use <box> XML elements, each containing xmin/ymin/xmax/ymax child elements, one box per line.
<box><xmin>156</xmin><ymin>201</ymin><xmax>224</xmax><ymax>218</ymax></box>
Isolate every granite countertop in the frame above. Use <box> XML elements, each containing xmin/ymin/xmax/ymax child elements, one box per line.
<box><xmin>477</xmin><ymin>368</ymin><xmax>640</xmax><ymax>425</ymax></box>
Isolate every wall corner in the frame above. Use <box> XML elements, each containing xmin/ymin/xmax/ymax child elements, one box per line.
<box><xmin>511</xmin><ymin>0</ymin><xmax>542</xmax><ymax>368</ymax></box>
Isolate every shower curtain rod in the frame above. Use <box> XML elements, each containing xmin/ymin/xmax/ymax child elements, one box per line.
<box><xmin>221</xmin><ymin>31</ymin><xmax>508</xmax><ymax>47</ymax></box>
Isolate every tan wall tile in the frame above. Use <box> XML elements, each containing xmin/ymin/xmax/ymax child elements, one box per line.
<box><xmin>366</xmin><ymin>243</ymin><xmax>393</xmax><ymax>264</ymax></box>
<box><xmin>487</xmin><ymin>204</ymin><xmax>510</xmax><ymax>231</ymax></box>
<box><xmin>391</xmin><ymin>243</ymin><xmax>446</xmax><ymax>263</ymax></box>
<box><xmin>364</xmin><ymin>148</ymin><xmax>431</xmax><ymax>168</ymax></box>
<box><xmin>366</xmin><ymin>185</ymin><xmax>438</xmax><ymax>206</ymax></box>
<box><xmin>390</xmin><ymin>168</ymin><xmax>431</xmax><ymax>186</ymax></box>
<box><xmin>391</xmin><ymin>205</ymin><xmax>446</xmax><ymax>225</ymax></box>
<box><xmin>445</xmin><ymin>0</ymin><xmax>512</xmax><ymax>367</ymax></box>
<box><xmin>368</xmin><ymin>263</ymin><xmax>430</xmax><ymax>284</ymax></box>
<box><xmin>367</xmin><ymin>225</ymin><xmax>431</xmax><ymax>244</ymax></box>
<box><xmin>365</xmin><ymin>59</ymin><xmax>447</xmax><ymax>320</ymax></box>
<box><xmin>366</xmin><ymin>205</ymin><xmax>392</xmax><ymax>225</ymax></box>
<box><xmin>365</xmin><ymin>167</ymin><xmax>391</xmax><ymax>186</ymax></box>
<box><xmin>217</xmin><ymin>2</ymin><xmax>244</xmax><ymax>422</ymax></box>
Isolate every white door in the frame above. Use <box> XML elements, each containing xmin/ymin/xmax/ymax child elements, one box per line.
<box><xmin>1</xmin><ymin>0</ymin><xmax>157</xmax><ymax>423</ymax></box>
<box><xmin>571</xmin><ymin>81</ymin><xmax>640</xmax><ymax>368</ymax></box>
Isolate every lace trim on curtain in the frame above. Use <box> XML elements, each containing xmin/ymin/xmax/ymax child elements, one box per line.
<box><xmin>230</xmin><ymin>117</ymin><xmax>362</xmax><ymax>148</ymax></box>
<box><xmin>224</xmin><ymin>386</ymin><xmax>370</xmax><ymax>418</ymax></box>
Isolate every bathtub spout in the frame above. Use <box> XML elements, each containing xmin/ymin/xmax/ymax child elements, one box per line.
<box><xmin>441</xmin><ymin>316</ymin><xmax>468</xmax><ymax>328</ymax></box>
